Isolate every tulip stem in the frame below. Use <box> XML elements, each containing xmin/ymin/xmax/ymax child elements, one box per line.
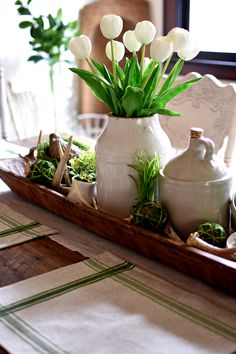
<box><xmin>86</xmin><ymin>57</ymin><xmax>99</xmax><ymax>75</ymax></box>
<box><xmin>140</xmin><ymin>61</ymin><xmax>156</xmax><ymax>90</ymax></box>
<box><xmin>111</xmin><ymin>39</ymin><xmax>117</xmax><ymax>82</ymax></box>
<box><xmin>155</xmin><ymin>53</ymin><xmax>173</xmax><ymax>93</ymax></box>
<box><xmin>140</xmin><ymin>44</ymin><xmax>146</xmax><ymax>75</ymax></box>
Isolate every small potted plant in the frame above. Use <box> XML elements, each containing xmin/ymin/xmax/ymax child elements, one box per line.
<box><xmin>129</xmin><ymin>152</ymin><xmax>168</xmax><ymax>232</ymax></box>
<box><xmin>67</xmin><ymin>150</ymin><xmax>96</xmax><ymax>207</ymax></box>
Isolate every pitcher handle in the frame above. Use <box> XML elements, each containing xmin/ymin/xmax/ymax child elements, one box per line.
<box><xmin>199</xmin><ymin>137</ymin><xmax>215</xmax><ymax>161</ymax></box>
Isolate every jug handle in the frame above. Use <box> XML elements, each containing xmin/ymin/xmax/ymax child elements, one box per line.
<box><xmin>199</xmin><ymin>137</ymin><xmax>215</xmax><ymax>161</ymax></box>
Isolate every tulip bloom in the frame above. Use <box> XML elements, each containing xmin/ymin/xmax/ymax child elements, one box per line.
<box><xmin>100</xmin><ymin>14</ymin><xmax>123</xmax><ymax>40</ymax></box>
<box><xmin>123</xmin><ymin>30</ymin><xmax>141</xmax><ymax>53</ymax></box>
<box><xmin>167</xmin><ymin>27</ymin><xmax>190</xmax><ymax>51</ymax></box>
<box><xmin>105</xmin><ymin>40</ymin><xmax>125</xmax><ymax>62</ymax></box>
<box><xmin>178</xmin><ymin>38</ymin><xmax>199</xmax><ymax>61</ymax></box>
<box><xmin>134</xmin><ymin>20</ymin><xmax>156</xmax><ymax>45</ymax></box>
<box><xmin>150</xmin><ymin>36</ymin><xmax>174</xmax><ymax>62</ymax></box>
<box><xmin>69</xmin><ymin>35</ymin><xmax>92</xmax><ymax>60</ymax></box>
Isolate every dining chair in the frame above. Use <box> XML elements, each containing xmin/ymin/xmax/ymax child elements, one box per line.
<box><xmin>0</xmin><ymin>65</ymin><xmax>40</xmax><ymax>141</ymax></box>
<box><xmin>159</xmin><ymin>72</ymin><xmax>236</xmax><ymax>167</ymax></box>
<box><xmin>77</xmin><ymin>113</ymin><xmax>107</xmax><ymax>139</ymax></box>
<box><xmin>0</xmin><ymin>66</ymin><xmax>9</xmax><ymax>140</ymax></box>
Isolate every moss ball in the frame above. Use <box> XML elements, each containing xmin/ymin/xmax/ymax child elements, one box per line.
<box><xmin>29</xmin><ymin>159</ymin><xmax>56</xmax><ymax>186</ymax></box>
<box><xmin>197</xmin><ymin>222</ymin><xmax>227</xmax><ymax>247</ymax></box>
<box><xmin>131</xmin><ymin>200</ymin><xmax>168</xmax><ymax>232</ymax></box>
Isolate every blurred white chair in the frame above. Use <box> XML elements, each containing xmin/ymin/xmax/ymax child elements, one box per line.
<box><xmin>6</xmin><ymin>81</ymin><xmax>40</xmax><ymax>140</ymax></box>
<box><xmin>0</xmin><ymin>63</ymin><xmax>41</xmax><ymax>141</ymax></box>
<box><xmin>0</xmin><ymin>66</ymin><xmax>8</xmax><ymax>139</ymax></box>
<box><xmin>159</xmin><ymin>72</ymin><xmax>236</xmax><ymax>167</ymax></box>
<box><xmin>77</xmin><ymin>113</ymin><xmax>107</xmax><ymax>139</ymax></box>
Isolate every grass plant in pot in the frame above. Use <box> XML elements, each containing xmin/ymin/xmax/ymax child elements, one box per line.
<box><xmin>129</xmin><ymin>152</ymin><xmax>168</xmax><ymax>232</ymax></box>
<box><xmin>67</xmin><ymin>150</ymin><xmax>96</xmax><ymax>207</ymax></box>
<box><xmin>69</xmin><ymin>14</ymin><xmax>201</xmax><ymax>218</ymax></box>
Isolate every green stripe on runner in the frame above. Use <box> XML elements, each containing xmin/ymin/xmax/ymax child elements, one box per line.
<box><xmin>86</xmin><ymin>258</ymin><xmax>236</xmax><ymax>343</ymax></box>
<box><xmin>0</xmin><ymin>213</ymin><xmax>42</xmax><ymax>238</ymax></box>
<box><xmin>0</xmin><ymin>261</ymin><xmax>134</xmax><ymax>318</ymax></box>
<box><xmin>1</xmin><ymin>315</ymin><xmax>69</xmax><ymax>354</ymax></box>
<box><xmin>0</xmin><ymin>221</ymin><xmax>41</xmax><ymax>238</ymax></box>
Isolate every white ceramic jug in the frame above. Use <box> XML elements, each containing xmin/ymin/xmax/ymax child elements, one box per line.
<box><xmin>159</xmin><ymin>128</ymin><xmax>232</xmax><ymax>239</ymax></box>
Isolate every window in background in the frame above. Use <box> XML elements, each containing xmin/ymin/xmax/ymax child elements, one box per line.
<box><xmin>164</xmin><ymin>0</ymin><xmax>236</xmax><ymax>80</ymax></box>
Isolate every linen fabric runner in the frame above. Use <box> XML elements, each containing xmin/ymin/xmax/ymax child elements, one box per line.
<box><xmin>0</xmin><ymin>202</ymin><xmax>57</xmax><ymax>249</ymax></box>
<box><xmin>0</xmin><ymin>252</ymin><xmax>235</xmax><ymax>354</ymax></box>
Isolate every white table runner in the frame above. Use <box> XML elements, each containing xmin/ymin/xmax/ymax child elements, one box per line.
<box><xmin>0</xmin><ymin>252</ymin><xmax>235</xmax><ymax>354</ymax></box>
<box><xmin>0</xmin><ymin>202</ymin><xmax>57</xmax><ymax>248</ymax></box>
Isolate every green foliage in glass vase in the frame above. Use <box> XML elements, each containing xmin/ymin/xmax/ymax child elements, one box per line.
<box><xmin>129</xmin><ymin>152</ymin><xmax>168</xmax><ymax>232</ymax></box>
<box><xmin>197</xmin><ymin>222</ymin><xmax>227</xmax><ymax>247</ymax></box>
<box><xmin>15</xmin><ymin>0</ymin><xmax>80</xmax><ymax>67</ymax></box>
<box><xmin>69</xmin><ymin>15</ymin><xmax>202</xmax><ymax>118</ymax></box>
<box><xmin>69</xmin><ymin>151</ymin><xmax>96</xmax><ymax>183</ymax></box>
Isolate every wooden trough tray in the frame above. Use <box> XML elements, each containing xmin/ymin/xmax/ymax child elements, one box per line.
<box><xmin>0</xmin><ymin>158</ymin><xmax>236</xmax><ymax>294</ymax></box>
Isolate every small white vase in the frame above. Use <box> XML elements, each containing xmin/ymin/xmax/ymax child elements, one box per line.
<box><xmin>95</xmin><ymin>114</ymin><xmax>173</xmax><ymax>218</ymax></box>
<box><xmin>67</xmin><ymin>178</ymin><xmax>96</xmax><ymax>207</ymax></box>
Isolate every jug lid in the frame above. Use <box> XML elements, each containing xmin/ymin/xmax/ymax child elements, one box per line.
<box><xmin>163</xmin><ymin>127</ymin><xmax>228</xmax><ymax>182</ymax></box>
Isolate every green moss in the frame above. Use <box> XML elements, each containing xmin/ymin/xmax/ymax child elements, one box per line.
<box><xmin>197</xmin><ymin>222</ymin><xmax>227</xmax><ymax>247</ymax></box>
<box><xmin>29</xmin><ymin>159</ymin><xmax>56</xmax><ymax>186</ymax></box>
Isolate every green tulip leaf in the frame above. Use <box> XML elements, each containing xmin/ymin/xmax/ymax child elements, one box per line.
<box><xmin>152</xmin><ymin>77</ymin><xmax>202</xmax><ymax>108</ymax></box>
<box><xmin>124</xmin><ymin>53</ymin><xmax>141</xmax><ymax>88</ymax></box>
<box><xmin>91</xmin><ymin>58</ymin><xmax>114</xmax><ymax>84</ymax></box>
<box><xmin>158</xmin><ymin>59</ymin><xmax>184</xmax><ymax>96</ymax></box>
<box><xmin>139</xmin><ymin>107</ymin><xmax>181</xmax><ymax>117</ymax></box>
<box><xmin>70</xmin><ymin>67</ymin><xmax>114</xmax><ymax>111</ymax></box>
<box><xmin>141</xmin><ymin>64</ymin><xmax>160</xmax><ymax>109</ymax></box>
<box><xmin>120</xmin><ymin>86</ymin><xmax>144</xmax><ymax>117</ymax></box>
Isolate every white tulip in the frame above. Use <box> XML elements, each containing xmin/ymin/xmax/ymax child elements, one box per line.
<box><xmin>69</xmin><ymin>35</ymin><xmax>92</xmax><ymax>60</ymax></box>
<box><xmin>150</xmin><ymin>36</ymin><xmax>174</xmax><ymax>62</ymax></box>
<box><xmin>167</xmin><ymin>27</ymin><xmax>190</xmax><ymax>51</ymax></box>
<box><xmin>123</xmin><ymin>30</ymin><xmax>142</xmax><ymax>53</ymax></box>
<box><xmin>105</xmin><ymin>40</ymin><xmax>125</xmax><ymax>62</ymax></box>
<box><xmin>178</xmin><ymin>38</ymin><xmax>200</xmax><ymax>61</ymax></box>
<box><xmin>100</xmin><ymin>14</ymin><xmax>123</xmax><ymax>40</ymax></box>
<box><xmin>135</xmin><ymin>20</ymin><xmax>156</xmax><ymax>45</ymax></box>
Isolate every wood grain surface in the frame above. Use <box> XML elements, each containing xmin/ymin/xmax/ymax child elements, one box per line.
<box><xmin>0</xmin><ymin>237</ymin><xmax>86</xmax><ymax>287</ymax></box>
<box><xmin>0</xmin><ymin>237</ymin><xmax>86</xmax><ymax>353</ymax></box>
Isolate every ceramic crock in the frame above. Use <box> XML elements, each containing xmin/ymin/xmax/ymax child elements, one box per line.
<box><xmin>159</xmin><ymin>127</ymin><xmax>232</xmax><ymax>240</ymax></box>
<box><xmin>95</xmin><ymin>114</ymin><xmax>173</xmax><ymax>218</ymax></box>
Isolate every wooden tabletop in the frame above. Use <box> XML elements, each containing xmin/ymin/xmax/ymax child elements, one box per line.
<box><xmin>0</xmin><ymin>238</ymin><xmax>86</xmax><ymax>287</ymax></box>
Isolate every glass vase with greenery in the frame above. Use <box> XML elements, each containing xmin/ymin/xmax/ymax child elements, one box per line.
<box><xmin>15</xmin><ymin>0</ymin><xmax>80</xmax><ymax>130</ymax></box>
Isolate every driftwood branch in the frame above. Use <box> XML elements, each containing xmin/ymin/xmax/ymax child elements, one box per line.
<box><xmin>52</xmin><ymin>136</ymin><xmax>72</xmax><ymax>194</ymax></box>
<box><xmin>187</xmin><ymin>232</ymin><xmax>236</xmax><ymax>261</ymax></box>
